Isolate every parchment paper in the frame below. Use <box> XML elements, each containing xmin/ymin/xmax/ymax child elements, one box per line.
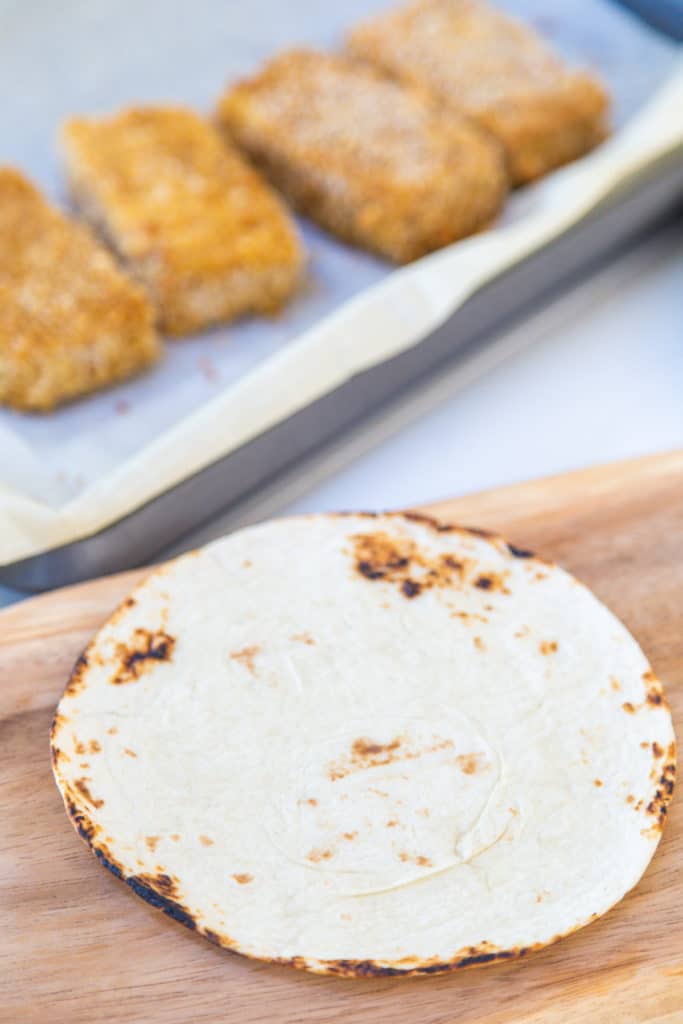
<box><xmin>0</xmin><ymin>0</ymin><xmax>681</xmax><ymax>564</ymax></box>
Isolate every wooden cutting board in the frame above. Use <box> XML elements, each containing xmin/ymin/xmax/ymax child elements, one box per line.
<box><xmin>1</xmin><ymin>451</ymin><xmax>682</xmax><ymax>1024</ymax></box>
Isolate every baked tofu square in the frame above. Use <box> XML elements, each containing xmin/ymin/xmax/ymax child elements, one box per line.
<box><xmin>217</xmin><ymin>50</ymin><xmax>506</xmax><ymax>263</ymax></box>
<box><xmin>0</xmin><ymin>168</ymin><xmax>159</xmax><ymax>413</ymax></box>
<box><xmin>348</xmin><ymin>0</ymin><xmax>610</xmax><ymax>185</ymax></box>
<box><xmin>61</xmin><ymin>107</ymin><xmax>304</xmax><ymax>335</ymax></box>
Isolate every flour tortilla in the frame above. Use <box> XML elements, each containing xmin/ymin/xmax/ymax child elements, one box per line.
<box><xmin>51</xmin><ymin>513</ymin><xmax>676</xmax><ymax>976</ymax></box>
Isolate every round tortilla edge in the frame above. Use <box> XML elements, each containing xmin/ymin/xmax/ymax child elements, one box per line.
<box><xmin>49</xmin><ymin>510</ymin><xmax>677</xmax><ymax>977</ymax></box>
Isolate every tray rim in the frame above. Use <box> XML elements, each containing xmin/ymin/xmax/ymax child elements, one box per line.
<box><xmin>2</xmin><ymin>141</ymin><xmax>683</xmax><ymax>592</ymax></box>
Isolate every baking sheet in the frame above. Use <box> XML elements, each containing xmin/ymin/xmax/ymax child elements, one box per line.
<box><xmin>0</xmin><ymin>0</ymin><xmax>681</xmax><ymax>565</ymax></box>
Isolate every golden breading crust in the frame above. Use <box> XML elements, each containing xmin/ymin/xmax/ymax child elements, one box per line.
<box><xmin>0</xmin><ymin>168</ymin><xmax>159</xmax><ymax>413</ymax></box>
<box><xmin>217</xmin><ymin>50</ymin><xmax>507</xmax><ymax>264</ymax></box>
<box><xmin>61</xmin><ymin>107</ymin><xmax>304</xmax><ymax>335</ymax></box>
<box><xmin>348</xmin><ymin>0</ymin><xmax>610</xmax><ymax>186</ymax></box>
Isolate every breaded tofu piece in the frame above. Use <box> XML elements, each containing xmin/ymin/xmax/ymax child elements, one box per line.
<box><xmin>348</xmin><ymin>0</ymin><xmax>610</xmax><ymax>185</ymax></box>
<box><xmin>0</xmin><ymin>168</ymin><xmax>159</xmax><ymax>413</ymax></box>
<box><xmin>217</xmin><ymin>50</ymin><xmax>506</xmax><ymax>263</ymax></box>
<box><xmin>61</xmin><ymin>107</ymin><xmax>304</xmax><ymax>335</ymax></box>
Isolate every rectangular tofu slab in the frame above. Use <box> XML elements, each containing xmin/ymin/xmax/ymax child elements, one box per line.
<box><xmin>0</xmin><ymin>168</ymin><xmax>159</xmax><ymax>412</ymax></box>
<box><xmin>218</xmin><ymin>49</ymin><xmax>507</xmax><ymax>263</ymax></box>
<box><xmin>61</xmin><ymin>107</ymin><xmax>304</xmax><ymax>335</ymax></box>
<box><xmin>348</xmin><ymin>0</ymin><xmax>610</xmax><ymax>185</ymax></box>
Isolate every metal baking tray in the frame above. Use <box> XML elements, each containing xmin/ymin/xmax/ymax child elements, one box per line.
<box><xmin>617</xmin><ymin>0</ymin><xmax>683</xmax><ymax>40</ymax></box>
<box><xmin>3</xmin><ymin>142</ymin><xmax>682</xmax><ymax>592</ymax></box>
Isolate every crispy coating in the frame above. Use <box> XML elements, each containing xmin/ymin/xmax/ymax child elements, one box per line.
<box><xmin>348</xmin><ymin>0</ymin><xmax>610</xmax><ymax>185</ymax></box>
<box><xmin>218</xmin><ymin>50</ymin><xmax>507</xmax><ymax>263</ymax></box>
<box><xmin>0</xmin><ymin>168</ymin><xmax>159</xmax><ymax>412</ymax></box>
<box><xmin>61</xmin><ymin>107</ymin><xmax>304</xmax><ymax>335</ymax></box>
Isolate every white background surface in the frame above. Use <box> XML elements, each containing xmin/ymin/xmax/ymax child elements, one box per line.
<box><xmin>277</xmin><ymin>221</ymin><xmax>683</xmax><ymax>516</ymax></box>
<box><xmin>2</xmin><ymin>215</ymin><xmax>681</xmax><ymax>609</ymax></box>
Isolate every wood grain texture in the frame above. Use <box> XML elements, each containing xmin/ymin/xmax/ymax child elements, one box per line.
<box><xmin>1</xmin><ymin>450</ymin><xmax>681</xmax><ymax>1024</ymax></box>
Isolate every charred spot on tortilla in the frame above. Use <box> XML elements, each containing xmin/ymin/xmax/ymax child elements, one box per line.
<box><xmin>539</xmin><ymin>640</ymin><xmax>558</xmax><ymax>655</ymax></box>
<box><xmin>73</xmin><ymin>777</ymin><xmax>104</xmax><ymax>809</ymax></box>
<box><xmin>334</xmin><ymin>736</ymin><xmax>401</xmax><ymax>775</ymax></box>
<box><xmin>459</xmin><ymin>525</ymin><xmax>493</xmax><ymax>540</ymax></box>
<box><xmin>203</xmin><ymin>928</ymin><xmax>227</xmax><ymax>947</ymax></box>
<box><xmin>139</xmin><ymin>872</ymin><xmax>179</xmax><ymax>898</ymax></box>
<box><xmin>442</xmin><ymin>555</ymin><xmax>462</xmax><ymax>570</ymax></box>
<box><xmin>110</xmin><ymin>593</ymin><xmax>138</xmax><ymax>619</ymax></box>
<box><xmin>643</xmin><ymin>747</ymin><xmax>675</xmax><ymax>831</ymax></box>
<box><xmin>399</xmin><ymin>851</ymin><xmax>433</xmax><ymax>866</ymax></box>
<box><xmin>307</xmin><ymin>848</ymin><xmax>334</xmax><ymax>863</ymax></box>
<box><xmin>507</xmin><ymin>543</ymin><xmax>534</xmax><ymax>558</ymax></box>
<box><xmin>50</xmin><ymin>712</ymin><xmax>69</xmax><ymax>738</ymax></box>
<box><xmin>65</xmin><ymin>652</ymin><xmax>90</xmax><ymax>696</ymax></box>
<box><xmin>354</xmin><ymin>531</ymin><xmax>413</xmax><ymax>581</ymax></box>
<box><xmin>329</xmin><ymin>734</ymin><xmax>455</xmax><ymax>781</ymax></box>
<box><xmin>353</xmin><ymin>736</ymin><xmax>402</xmax><ymax>759</ymax></box>
<box><xmin>290</xmin><ymin>632</ymin><xmax>315</xmax><ymax>645</ymax></box>
<box><xmin>112</xmin><ymin>628</ymin><xmax>175</xmax><ymax>684</ymax></box>
<box><xmin>455</xmin><ymin>753</ymin><xmax>488</xmax><ymax>775</ymax></box>
<box><xmin>474</xmin><ymin>572</ymin><xmax>510</xmax><ymax>593</ymax></box>
<box><xmin>125</xmin><ymin>872</ymin><xmax>198</xmax><ymax>930</ymax></box>
<box><xmin>229</xmin><ymin>644</ymin><xmax>260</xmax><ymax>675</ymax></box>
<box><xmin>642</xmin><ymin>671</ymin><xmax>666</xmax><ymax>707</ymax></box>
<box><xmin>72</xmin><ymin>810</ymin><xmax>99</xmax><ymax>844</ymax></box>
<box><xmin>452</xmin><ymin>609</ymin><xmax>489</xmax><ymax>624</ymax></box>
<box><xmin>297</xmin><ymin>940</ymin><xmax>524</xmax><ymax>977</ymax></box>
<box><xmin>351</xmin><ymin>530</ymin><xmax>466</xmax><ymax>598</ymax></box>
